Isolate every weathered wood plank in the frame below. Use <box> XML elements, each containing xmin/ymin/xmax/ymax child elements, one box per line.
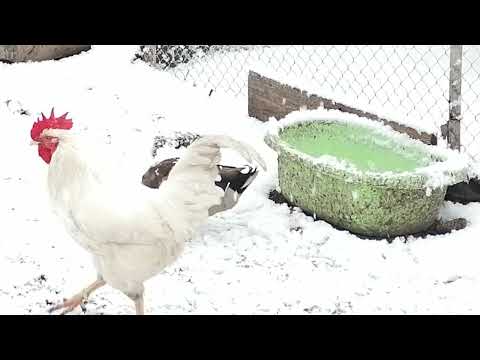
<box><xmin>444</xmin><ymin>45</ymin><xmax>462</xmax><ymax>151</ymax></box>
<box><xmin>248</xmin><ymin>71</ymin><xmax>437</xmax><ymax>146</ymax></box>
<box><xmin>0</xmin><ymin>45</ymin><xmax>91</xmax><ymax>63</ymax></box>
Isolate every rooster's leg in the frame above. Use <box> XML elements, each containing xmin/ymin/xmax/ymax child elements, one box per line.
<box><xmin>135</xmin><ymin>296</ymin><xmax>145</xmax><ymax>315</ymax></box>
<box><xmin>128</xmin><ymin>293</ymin><xmax>145</xmax><ymax>315</ymax></box>
<box><xmin>49</xmin><ymin>278</ymin><xmax>106</xmax><ymax>315</ymax></box>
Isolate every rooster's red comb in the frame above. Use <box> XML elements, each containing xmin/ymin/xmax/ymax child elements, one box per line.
<box><xmin>30</xmin><ymin>108</ymin><xmax>73</xmax><ymax>141</ymax></box>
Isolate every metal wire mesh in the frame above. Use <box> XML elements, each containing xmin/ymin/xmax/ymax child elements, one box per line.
<box><xmin>460</xmin><ymin>46</ymin><xmax>480</xmax><ymax>159</ymax></box>
<box><xmin>137</xmin><ymin>45</ymin><xmax>480</xmax><ymax>161</ymax></box>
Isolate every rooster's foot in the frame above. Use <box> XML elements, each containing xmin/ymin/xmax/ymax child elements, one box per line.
<box><xmin>48</xmin><ymin>293</ymin><xmax>88</xmax><ymax>315</ymax></box>
<box><xmin>48</xmin><ymin>279</ymin><xmax>106</xmax><ymax>315</ymax></box>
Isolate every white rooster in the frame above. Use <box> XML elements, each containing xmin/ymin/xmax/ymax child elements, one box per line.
<box><xmin>30</xmin><ymin>109</ymin><xmax>267</xmax><ymax>315</ymax></box>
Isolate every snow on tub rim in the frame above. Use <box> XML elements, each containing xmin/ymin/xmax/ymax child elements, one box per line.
<box><xmin>264</xmin><ymin>108</ymin><xmax>471</xmax><ymax>238</ymax></box>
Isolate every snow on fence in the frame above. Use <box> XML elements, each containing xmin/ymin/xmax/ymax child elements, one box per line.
<box><xmin>136</xmin><ymin>45</ymin><xmax>480</xmax><ymax>162</ymax></box>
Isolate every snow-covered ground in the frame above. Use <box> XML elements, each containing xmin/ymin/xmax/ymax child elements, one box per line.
<box><xmin>2</xmin><ymin>45</ymin><xmax>480</xmax><ymax>315</ymax></box>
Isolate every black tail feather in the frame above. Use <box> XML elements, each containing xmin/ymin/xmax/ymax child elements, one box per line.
<box><xmin>142</xmin><ymin>158</ymin><xmax>258</xmax><ymax>194</ymax></box>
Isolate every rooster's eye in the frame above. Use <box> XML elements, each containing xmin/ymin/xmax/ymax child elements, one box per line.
<box><xmin>42</xmin><ymin>135</ymin><xmax>58</xmax><ymax>143</ymax></box>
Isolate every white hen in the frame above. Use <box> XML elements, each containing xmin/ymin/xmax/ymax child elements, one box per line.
<box><xmin>30</xmin><ymin>110</ymin><xmax>267</xmax><ymax>314</ymax></box>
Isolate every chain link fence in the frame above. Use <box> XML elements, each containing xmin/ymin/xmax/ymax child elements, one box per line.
<box><xmin>459</xmin><ymin>46</ymin><xmax>480</xmax><ymax>159</ymax></box>
<box><xmin>136</xmin><ymin>45</ymin><xmax>480</xmax><ymax>162</ymax></box>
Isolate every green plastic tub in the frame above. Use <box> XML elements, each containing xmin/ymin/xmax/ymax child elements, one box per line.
<box><xmin>265</xmin><ymin>109</ymin><xmax>470</xmax><ymax>237</ymax></box>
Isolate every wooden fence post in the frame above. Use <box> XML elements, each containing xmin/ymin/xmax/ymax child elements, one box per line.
<box><xmin>444</xmin><ymin>45</ymin><xmax>463</xmax><ymax>151</ymax></box>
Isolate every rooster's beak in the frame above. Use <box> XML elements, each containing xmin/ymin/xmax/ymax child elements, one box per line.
<box><xmin>30</xmin><ymin>140</ymin><xmax>39</xmax><ymax>146</ymax></box>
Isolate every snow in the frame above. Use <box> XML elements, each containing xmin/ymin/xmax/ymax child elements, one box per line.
<box><xmin>2</xmin><ymin>45</ymin><xmax>480</xmax><ymax>314</ymax></box>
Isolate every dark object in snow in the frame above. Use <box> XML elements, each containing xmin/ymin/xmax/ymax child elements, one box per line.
<box><xmin>268</xmin><ymin>190</ymin><xmax>467</xmax><ymax>240</ymax></box>
<box><xmin>5</xmin><ymin>99</ymin><xmax>30</xmax><ymax>116</ymax></box>
<box><xmin>80</xmin><ymin>301</ymin><xmax>87</xmax><ymax>313</ymax></box>
<box><xmin>426</xmin><ymin>218</ymin><xmax>467</xmax><ymax>235</ymax></box>
<box><xmin>445</xmin><ymin>178</ymin><xmax>480</xmax><ymax>204</ymax></box>
<box><xmin>269</xmin><ymin>189</ymin><xmax>290</xmax><ymax>206</ymax></box>
<box><xmin>142</xmin><ymin>157</ymin><xmax>259</xmax><ymax>216</ymax></box>
<box><xmin>151</xmin><ymin>132</ymin><xmax>201</xmax><ymax>157</ymax></box>
<box><xmin>136</xmin><ymin>45</ymin><xmax>215</xmax><ymax>70</ymax></box>
<box><xmin>0</xmin><ymin>45</ymin><xmax>90</xmax><ymax>63</ymax></box>
<box><xmin>136</xmin><ymin>45</ymin><xmax>252</xmax><ymax>70</ymax></box>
